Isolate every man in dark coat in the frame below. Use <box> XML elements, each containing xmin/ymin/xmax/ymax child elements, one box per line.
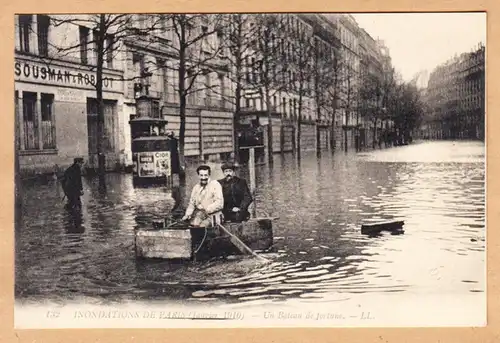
<box><xmin>218</xmin><ymin>161</ymin><xmax>253</xmax><ymax>222</ymax></box>
<box><xmin>62</xmin><ymin>157</ymin><xmax>85</xmax><ymax>210</ymax></box>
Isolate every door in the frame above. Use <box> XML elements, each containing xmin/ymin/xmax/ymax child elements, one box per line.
<box><xmin>87</xmin><ymin>98</ymin><xmax>117</xmax><ymax>170</ymax></box>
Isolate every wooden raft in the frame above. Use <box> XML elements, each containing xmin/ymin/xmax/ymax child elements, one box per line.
<box><xmin>361</xmin><ymin>220</ymin><xmax>405</xmax><ymax>236</ymax></box>
<box><xmin>134</xmin><ymin>218</ymin><xmax>274</xmax><ymax>260</ymax></box>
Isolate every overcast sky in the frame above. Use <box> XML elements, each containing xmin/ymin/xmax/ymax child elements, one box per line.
<box><xmin>351</xmin><ymin>12</ymin><xmax>486</xmax><ymax>82</ymax></box>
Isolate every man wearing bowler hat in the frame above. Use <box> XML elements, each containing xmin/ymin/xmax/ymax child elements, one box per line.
<box><xmin>218</xmin><ymin>161</ymin><xmax>253</xmax><ymax>222</ymax></box>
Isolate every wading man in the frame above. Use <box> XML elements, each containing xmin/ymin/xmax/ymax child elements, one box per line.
<box><xmin>218</xmin><ymin>162</ymin><xmax>253</xmax><ymax>222</ymax></box>
<box><xmin>182</xmin><ymin>165</ymin><xmax>224</xmax><ymax>227</ymax></box>
<box><xmin>62</xmin><ymin>157</ymin><xmax>85</xmax><ymax>210</ymax></box>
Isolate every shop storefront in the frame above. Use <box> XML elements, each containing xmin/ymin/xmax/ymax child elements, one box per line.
<box><xmin>14</xmin><ymin>55</ymin><xmax>125</xmax><ymax>175</ymax></box>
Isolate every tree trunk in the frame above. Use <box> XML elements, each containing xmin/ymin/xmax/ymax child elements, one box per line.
<box><xmin>233</xmin><ymin>18</ymin><xmax>243</xmax><ymax>162</ymax></box>
<box><xmin>315</xmin><ymin>92</ymin><xmax>321</xmax><ymax>157</ymax></box>
<box><xmin>265</xmin><ymin>86</ymin><xmax>273</xmax><ymax>164</ymax></box>
<box><xmin>330</xmin><ymin>118</ymin><xmax>335</xmax><ymax>153</ymax></box>
<box><xmin>297</xmin><ymin>93</ymin><xmax>303</xmax><ymax>160</ymax></box>
<box><xmin>316</xmin><ymin>124</ymin><xmax>321</xmax><ymax>158</ymax></box>
<box><xmin>178</xmin><ymin>23</ymin><xmax>187</xmax><ymax>182</ymax></box>
<box><xmin>96</xmin><ymin>14</ymin><xmax>106</xmax><ymax>189</ymax></box>
<box><xmin>234</xmin><ymin>70</ymin><xmax>241</xmax><ymax>162</ymax></box>
<box><xmin>372</xmin><ymin>118</ymin><xmax>377</xmax><ymax>149</ymax></box>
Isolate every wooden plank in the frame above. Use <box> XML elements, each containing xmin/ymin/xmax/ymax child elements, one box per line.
<box><xmin>361</xmin><ymin>221</ymin><xmax>405</xmax><ymax>235</ymax></box>
<box><xmin>135</xmin><ymin>229</ymin><xmax>192</xmax><ymax>259</ymax></box>
<box><xmin>249</xmin><ymin>147</ymin><xmax>256</xmax><ymax>217</ymax></box>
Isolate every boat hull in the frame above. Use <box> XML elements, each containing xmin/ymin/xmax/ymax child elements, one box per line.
<box><xmin>135</xmin><ymin>218</ymin><xmax>274</xmax><ymax>260</ymax></box>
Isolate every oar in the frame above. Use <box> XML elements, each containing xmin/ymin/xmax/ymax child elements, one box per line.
<box><xmin>217</xmin><ymin>223</ymin><xmax>269</xmax><ymax>262</ymax></box>
<box><xmin>166</xmin><ymin>219</ymin><xmax>184</xmax><ymax>228</ymax></box>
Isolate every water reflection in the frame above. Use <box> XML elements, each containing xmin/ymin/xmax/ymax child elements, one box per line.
<box><xmin>15</xmin><ymin>141</ymin><xmax>485</xmax><ymax>305</ymax></box>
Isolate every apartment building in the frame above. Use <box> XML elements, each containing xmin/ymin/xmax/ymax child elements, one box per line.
<box><xmin>119</xmin><ymin>14</ymin><xmax>235</xmax><ymax>165</ymax></box>
<box><xmin>15</xmin><ymin>13</ymin><xmax>394</xmax><ymax>176</ymax></box>
<box><xmin>15</xmin><ymin>14</ymin><xmax>126</xmax><ymax>175</ymax></box>
<box><xmin>425</xmin><ymin>43</ymin><xmax>485</xmax><ymax>140</ymax></box>
<box><xmin>15</xmin><ymin>14</ymin><xmax>237</xmax><ymax>175</ymax></box>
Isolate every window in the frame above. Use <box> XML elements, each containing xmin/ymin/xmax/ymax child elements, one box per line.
<box><xmin>37</xmin><ymin>15</ymin><xmax>50</xmax><ymax>56</ymax></box>
<box><xmin>79</xmin><ymin>26</ymin><xmax>89</xmax><ymax>64</ymax></box>
<box><xmin>205</xmin><ymin>73</ymin><xmax>211</xmax><ymax>105</ymax></box>
<box><xmin>18</xmin><ymin>15</ymin><xmax>32</xmax><ymax>53</ymax></box>
<box><xmin>282</xmin><ymin>97</ymin><xmax>286</xmax><ymax>116</ymax></box>
<box><xmin>106</xmin><ymin>35</ymin><xmax>114</xmax><ymax>68</ymax></box>
<box><xmin>22</xmin><ymin>92</ymin><xmax>38</xmax><ymax>150</ymax></box>
<box><xmin>216</xmin><ymin>28</ymin><xmax>225</xmax><ymax>56</ymax></box>
<box><xmin>20</xmin><ymin>92</ymin><xmax>55</xmax><ymax>151</ymax></box>
<box><xmin>92</xmin><ymin>29</ymin><xmax>100</xmax><ymax>64</ymax></box>
<box><xmin>152</xmin><ymin>100</ymin><xmax>160</xmax><ymax>118</ymax></box>
<box><xmin>246</xmin><ymin>56</ymin><xmax>251</xmax><ymax>83</ymax></box>
<box><xmin>251</xmin><ymin>57</ymin><xmax>256</xmax><ymax>82</ymax></box>
<box><xmin>41</xmin><ymin>93</ymin><xmax>56</xmax><ymax>149</ymax></box>
<box><xmin>219</xmin><ymin>74</ymin><xmax>225</xmax><ymax>107</ymax></box>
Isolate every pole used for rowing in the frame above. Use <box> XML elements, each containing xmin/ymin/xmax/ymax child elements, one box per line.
<box><xmin>248</xmin><ymin>147</ymin><xmax>257</xmax><ymax>218</ymax></box>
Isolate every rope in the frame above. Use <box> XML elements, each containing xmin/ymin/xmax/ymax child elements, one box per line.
<box><xmin>193</xmin><ymin>227</ymin><xmax>208</xmax><ymax>254</ymax></box>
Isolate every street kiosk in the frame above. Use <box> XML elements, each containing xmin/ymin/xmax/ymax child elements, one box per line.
<box><xmin>129</xmin><ymin>95</ymin><xmax>179</xmax><ymax>186</ymax></box>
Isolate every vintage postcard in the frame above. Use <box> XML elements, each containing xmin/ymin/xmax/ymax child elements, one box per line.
<box><xmin>13</xmin><ymin>12</ymin><xmax>486</xmax><ymax>329</ymax></box>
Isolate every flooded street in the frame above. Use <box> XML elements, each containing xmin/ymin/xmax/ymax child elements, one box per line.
<box><xmin>15</xmin><ymin>140</ymin><xmax>485</xmax><ymax>308</ymax></box>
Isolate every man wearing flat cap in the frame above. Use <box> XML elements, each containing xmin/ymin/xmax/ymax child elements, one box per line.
<box><xmin>218</xmin><ymin>161</ymin><xmax>253</xmax><ymax>222</ymax></box>
<box><xmin>62</xmin><ymin>157</ymin><xmax>85</xmax><ymax>210</ymax></box>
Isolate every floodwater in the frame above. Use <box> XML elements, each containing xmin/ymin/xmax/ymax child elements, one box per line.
<box><xmin>15</xmin><ymin>140</ymin><xmax>486</xmax><ymax>308</ymax></box>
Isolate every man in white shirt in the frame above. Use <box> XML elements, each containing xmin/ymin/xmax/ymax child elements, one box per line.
<box><xmin>182</xmin><ymin>165</ymin><xmax>224</xmax><ymax>228</ymax></box>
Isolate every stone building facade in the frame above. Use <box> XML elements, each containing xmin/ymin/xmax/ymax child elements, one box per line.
<box><xmin>14</xmin><ymin>14</ymin><xmax>393</xmax><ymax>176</ymax></box>
<box><xmin>425</xmin><ymin>43</ymin><xmax>485</xmax><ymax>140</ymax></box>
<box><xmin>15</xmin><ymin>14</ymin><xmax>126</xmax><ymax>175</ymax></box>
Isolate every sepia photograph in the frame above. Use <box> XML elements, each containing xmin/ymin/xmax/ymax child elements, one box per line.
<box><xmin>13</xmin><ymin>12</ymin><xmax>486</xmax><ymax>328</ymax></box>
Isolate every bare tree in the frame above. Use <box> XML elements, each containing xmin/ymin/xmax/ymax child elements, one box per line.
<box><xmin>314</xmin><ymin>42</ymin><xmax>343</xmax><ymax>153</ymax></box>
<box><xmin>249</xmin><ymin>14</ymin><xmax>287</xmax><ymax>164</ymax></box>
<box><xmin>291</xmin><ymin>23</ymin><xmax>315</xmax><ymax>159</ymax></box>
<box><xmin>359</xmin><ymin>69</ymin><xmax>383</xmax><ymax>148</ymax></box>
<box><xmin>160</xmin><ymin>14</ymin><xmax>226</xmax><ymax>176</ymax></box>
<box><xmin>219</xmin><ymin>14</ymin><xmax>260</xmax><ymax>160</ymax></box>
<box><xmin>390</xmin><ymin>81</ymin><xmax>425</xmax><ymax>144</ymax></box>
<box><xmin>26</xmin><ymin>14</ymin><xmax>163</xmax><ymax>186</ymax></box>
<box><xmin>337</xmin><ymin>53</ymin><xmax>359</xmax><ymax>152</ymax></box>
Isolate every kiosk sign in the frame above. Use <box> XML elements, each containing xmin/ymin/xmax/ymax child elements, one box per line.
<box><xmin>137</xmin><ymin>151</ymin><xmax>171</xmax><ymax>178</ymax></box>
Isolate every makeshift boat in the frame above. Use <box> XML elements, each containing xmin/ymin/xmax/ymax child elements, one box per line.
<box><xmin>361</xmin><ymin>220</ymin><xmax>405</xmax><ymax>236</ymax></box>
<box><xmin>134</xmin><ymin>217</ymin><xmax>275</xmax><ymax>260</ymax></box>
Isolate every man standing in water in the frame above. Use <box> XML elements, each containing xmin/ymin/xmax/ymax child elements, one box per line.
<box><xmin>62</xmin><ymin>157</ymin><xmax>85</xmax><ymax>210</ymax></box>
<box><xmin>182</xmin><ymin>165</ymin><xmax>224</xmax><ymax>227</ymax></box>
<box><xmin>218</xmin><ymin>161</ymin><xmax>253</xmax><ymax>222</ymax></box>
